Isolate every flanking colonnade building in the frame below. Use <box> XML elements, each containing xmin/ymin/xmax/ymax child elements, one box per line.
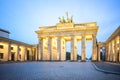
<box><xmin>0</xmin><ymin>28</ymin><xmax>39</xmax><ymax>61</ymax></box>
<box><xmin>105</xmin><ymin>26</ymin><xmax>120</xmax><ymax>62</ymax></box>
<box><xmin>97</xmin><ymin>26</ymin><xmax>120</xmax><ymax>62</ymax></box>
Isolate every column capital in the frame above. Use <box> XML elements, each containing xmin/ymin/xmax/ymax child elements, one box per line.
<box><xmin>92</xmin><ymin>34</ymin><xmax>96</xmax><ymax>37</ymax></box>
<box><xmin>81</xmin><ymin>34</ymin><xmax>86</xmax><ymax>36</ymax></box>
<box><xmin>57</xmin><ymin>36</ymin><xmax>64</xmax><ymax>38</ymax></box>
<box><xmin>48</xmin><ymin>36</ymin><xmax>53</xmax><ymax>39</ymax></box>
<box><xmin>39</xmin><ymin>36</ymin><xmax>47</xmax><ymax>40</ymax></box>
<box><xmin>70</xmin><ymin>35</ymin><xmax>76</xmax><ymax>39</ymax></box>
<box><xmin>48</xmin><ymin>36</ymin><xmax>53</xmax><ymax>38</ymax></box>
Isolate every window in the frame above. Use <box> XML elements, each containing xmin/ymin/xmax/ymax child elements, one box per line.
<box><xmin>11</xmin><ymin>47</ymin><xmax>13</xmax><ymax>50</ymax></box>
<box><xmin>0</xmin><ymin>53</ymin><xmax>4</xmax><ymax>59</ymax></box>
<box><xmin>0</xmin><ymin>45</ymin><xmax>4</xmax><ymax>49</ymax></box>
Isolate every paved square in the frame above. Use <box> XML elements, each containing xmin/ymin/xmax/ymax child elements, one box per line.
<box><xmin>0</xmin><ymin>62</ymin><xmax>120</xmax><ymax>80</ymax></box>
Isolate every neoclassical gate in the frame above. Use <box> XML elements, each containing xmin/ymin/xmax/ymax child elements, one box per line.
<box><xmin>36</xmin><ymin>21</ymin><xmax>98</xmax><ymax>61</ymax></box>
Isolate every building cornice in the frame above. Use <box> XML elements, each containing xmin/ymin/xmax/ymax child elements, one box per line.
<box><xmin>0</xmin><ymin>28</ymin><xmax>10</xmax><ymax>34</ymax></box>
<box><xmin>0</xmin><ymin>36</ymin><xmax>32</xmax><ymax>47</ymax></box>
<box><xmin>106</xmin><ymin>26</ymin><xmax>120</xmax><ymax>43</ymax></box>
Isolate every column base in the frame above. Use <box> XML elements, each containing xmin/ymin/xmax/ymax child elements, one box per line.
<box><xmin>81</xmin><ymin>60</ymin><xmax>86</xmax><ymax>62</ymax></box>
<box><xmin>92</xmin><ymin>60</ymin><xmax>97</xmax><ymax>62</ymax></box>
<box><xmin>70</xmin><ymin>60</ymin><xmax>78</xmax><ymax>62</ymax></box>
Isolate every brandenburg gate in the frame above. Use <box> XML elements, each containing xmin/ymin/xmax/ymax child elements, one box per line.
<box><xmin>36</xmin><ymin>14</ymin><xmax>98</xmax><ymax>61</ymax></box>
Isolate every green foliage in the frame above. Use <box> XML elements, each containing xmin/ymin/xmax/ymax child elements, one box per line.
<box><xmin>66</xmin><ymin>52</ymin><xmax>70</xmax><ymax>60</ymax></box>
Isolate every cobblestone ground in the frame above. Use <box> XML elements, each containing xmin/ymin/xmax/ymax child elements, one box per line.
<box><xmin>0</xmin><ymin>62</ymin><xmax>120</xmax><ymax>80</ymax></box>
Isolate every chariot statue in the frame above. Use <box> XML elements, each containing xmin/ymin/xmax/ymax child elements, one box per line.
<box><xmin>58</xmin><ymin>12</ymin><xmax>73</xmax><ymax>23</ymax></box>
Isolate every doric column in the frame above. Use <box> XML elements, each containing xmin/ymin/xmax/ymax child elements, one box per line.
<box><xmin>112</xmin><ymin>41</ymin><xmax>114</xmax><ymax>62</ymax></box>
<box><xmin>17</xmin><ymin>45</ymin><xmax>19</xmax><ymax>61</ymax></box>
<box><xmin>30</xmin><ymin>48</ymin><xmax>32</xmax><ymax>61</ymax></box>
<box><xmin>98</xmin><ymin>46</ymin><xmax>100</xmax><ymax>61</ymax></box>
<box><xmin>32</xmin><ymin>48</ymin><xmax>34</xmax><ymax>60</ymax></box>
<box><xmin>110</xmin><ymin>41</ymin><xmax>112</xmax><ymax>61</ymax></box>
<box><xmin>57</xmin><ymin>37</ymin><xmax>62</xmax><ymax>61</ymax></box>
<box><xmin>38</xmin><ymin>40</ymin><xmax>41</xmax><ymax>60</ymax></box>
<box><xmin>118</xmin><ymin>35</ymin><xmax>120</xmax><ymax>62</ymax></box>
<box><xmin>36</xmin><ymin>45</ymin><xmax>39</xmax><ymax>61</ymax></box>
<box><xmin>62</xmin><ymin>38</ymin><xmax>66</xmax><ymax>61</ymax></box>
<box><xmin>8</xmin><ymin>42</ymin><xmax>11</xmax><ymax>61</ymax></box>
<box><xmin>35</xmin><ymin>46</ymin><xmax>38</xmax><ymax>61</ymax></box>
<box><xmin>57</xmin><ymin>37</ymin><xmax>66</xmax><ymax>61</ymax></box>
<box><xmin>114</xmin><ymin>39</ymin><xmax>116</xmax><ymax>62</ymax></box>
<box><xmin>106</xmin><ymin>43</ymin><xmax>109</xmax><ymax>61</ymax></box>
<box><xmin>39</xmin><ymin>37</ymin><xmax>44</xmax><ymax>60</ymax></box>
<box><xmin>108</xmin><ymin>42</ymin><xmax>111</xmax><ymax>61</ymax></box>
<box><xmin>48</xmin><ymin>36</ymin><xmax>53</xmax><ymax>61</ymax></box>
<box><xmin>24</xmin><ymin>47</ymin><xmax>27</xmax><ymax>61</ymax></box>
<box><xmin>92</xmin><ymin>35</ymin><xmax>97</xmax><ymax>61</ymax></box>
<box><xmin>81</xmin><ymin>35</ymin><xmax>86</xmax><ymax>61</ymax></box>
<box><xmin>71</xmin><ymin>36</ymin><xmax>77</xmax><ymax>61</ymax></box>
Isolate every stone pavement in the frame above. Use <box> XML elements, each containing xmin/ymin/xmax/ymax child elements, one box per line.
<box><xmin>0</xmin><ymin>62</ymin><xmax>120</xmax><ymax>80</ymax></box>
<box><xmin>93</xmin><ymin>62</ymin><xmax>120</xmax><ymax>74</ymax></box>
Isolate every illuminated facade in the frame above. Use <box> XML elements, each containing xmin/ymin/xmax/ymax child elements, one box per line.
<box><xmin>105</xmin><ymin>26</ymin><xmax>120</xmax><ymax>62</ymax></box>
<box><xmin>0</xmin><ymin>29</ymin><xmax>38</xmax><ymax>61</ymax></box>
<box><xmin>97</xmin><ymin>26</ymin><xmax>120</xmax><ymax>62</ymax></box>
<box><xmin>36</xmin><ymin>22</ymin><xmax>98</xmax><ymax>61</ymax></box>
<box><xmin>0</xmin><ymin>15</ymin><xmax>119</xmax><ymax>62</ymax></box>
<box><xmin>0</xmin><ymin>37</ymin><xmax>38</xmax><ymax>61</ymax></box>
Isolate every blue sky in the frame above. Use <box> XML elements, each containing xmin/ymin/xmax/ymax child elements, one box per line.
<box><xmin>0</xmin><ymin>0</ymin><xmax>120</xmax><ymax>58</ymax></box>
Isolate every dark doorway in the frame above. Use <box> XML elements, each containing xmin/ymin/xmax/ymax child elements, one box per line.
<box><xmin>27</xmin><ymin>50</ymin><xmax>30</xmax><ymax>60</ymax></box>
<box><xmin>100</xmin><ymin>51</ymin><xmax>103</xmax><ymax>61</ymax></box>
<box><xmin>117</xmin><ymin>52</ymin><xmax>119</xmax><ymax>62</ymax></box>
<box><xmin>66</xmin><ymin>52</ymin><xmax>70</xmax><ymax>60</ymax></box>
<box><xmin>11</xmin><ymin>52</ymin><xmax>15</xmax><ymax>61</ymax></box>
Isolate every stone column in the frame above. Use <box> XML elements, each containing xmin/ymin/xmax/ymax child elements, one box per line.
<box><xmin>17</xmin><ymin>45</ymin><xmax>20</xmax><ymax>61</ymax></box>
<box><xmin>57</xmin><ymin>37</ymin><xmax>66</xmax><ymax>61</ymax></box>
<box><xmin>98</xmin><ymin>46</ymin><xmax>100</xmax><ymax>61</ymax></box>
<box><xmin>71</xmin><ymin>36</ymin><xmax>77</xmax><ymax>61</ymax></box>
<box><xmin>38</xmin><ymin>40</ymin><xmax>41</xmax><ymax>61</ymax></box>
<box><xmin>57</xmin><ymin>37</ymin><xmax>62</xmax><ymax>61</ymax></box>
<box><xmin>24</xmin><ymin>47</ymin><xmax>27</xmax><ymax>61</ymax></box>
<box><xmin>32</xmin><ymin>48</ymin><xmax>34</xmax><ymax>60</ymax></box>
<box><xmin>61</xmin><ymin>38</ymin><xmax>66</xmax><ymax>61</ymax></box>
<box><xmin>81</xmin><ymin>35</ymin><xmax>86</xmax><ymax>61</ymax></box>
<box><xmin>35</xmin><ymin>47</ymin><xmax>37</xmax><ymax>61</ymax></box>
<box><xmin>48</xmin><ymin>37</ymin><xmax>53</xmax><ymax>61</ymax></box>
<box><xmin>107</xmin><ymin>44</ymin><xmax>110</xmax><ymax>61</ymax></box>
<box><xmin>114</xmin><ymin>39</ymin><xmax>116</xmax><ymax>62</ymax></box>
<box><xmin>39</xmin><ymin>38</ymin><xmax>44</xmax><ymax>60</ymax></box>
<box><xmin>112</xmin><ymin>41</ymin><xmax>114</xmax><ymax>62</ymax></box>
<box><xmin>30</xmin><ymin>48</ymin><xmax>32</xmax><ymax>61</ymax></box>
<box><xmin>8</xmin><ymin>42</ymin><xmax>11</xmax><ymax>61</ymax></box>
<box><xmin>118</xmin><ymin>35</ymin><xmax>120</xmax><ymax>62</ymax></box>
<box><xmin>109</xmin><ymin>42</ymin><xmax>111</xmax><ymax>61</ymax></box>
<box><xmin>92</xmin><ymin>35</ymin><xmax>97</xmax><ymax>61</ymax></box>
<box><xmin>110</xmin><ymin>41</ymin><xmax>112</xmax><ymax>61</ymax></box>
